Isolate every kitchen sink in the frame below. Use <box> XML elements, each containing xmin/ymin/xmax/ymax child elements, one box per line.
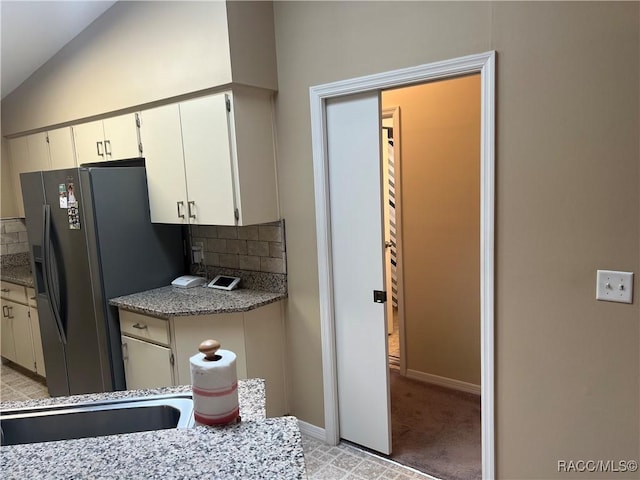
<box><xmin>0</xmin><ymin>394</ymin><xmax>194</xmax><ymax>446</ymax></box>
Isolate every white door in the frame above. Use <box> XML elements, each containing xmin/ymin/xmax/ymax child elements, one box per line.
<box><xmin>48</xmin><ymin>127</ymin><xmax>76</xmax><ymax>169</ymax></box>
<box><xmin>381</xmin><ymin>121</ymin><xmax>394</xmax><ymax>334</ymax></box>
<box><xmin>180</xmin><ymin>94</ymin><xmax>236</xmax><ymax>226</ymax></box>
<box><xmin>326</xmin><ymin>92</ymin><xmax>391</xmax><ymax>454</ymax></box>
<box><xmin>139</xmin><ymin>104</ymin><xmax>189</xmax><ymax>224</ymax></box>
<box><xmin>73</xmin><ymin>120</ymin><xmax>106</xmax><ymax>164</ymax></box>
<box><xmin>103</xmin><ymin>113</ymin><xmax>140</xmax><ymax>160</ymax></box>
<box><xmin>122</xmin><ymin>335</ymin><xmax>173</xmax><ymax>389</ymax></box>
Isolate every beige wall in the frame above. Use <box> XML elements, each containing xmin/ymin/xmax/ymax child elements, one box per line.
<box><xmin>382</xmin><ymin>76</ymin><xmax>481</xmax><ymax>385</ymax></box>
<box><xmin>1</xmin><ymin>1</ymin><xmax>277</xmax><ymax>137</ymax></box>
<box><xmin>1</xmin><ymin>139</ymin><xmax>17</xmax><ymax>217</ymax></box>
<box><xmin>273</xmin><ymin>2</ymin><xmax>639</xmax><ymax>478</ymax></box>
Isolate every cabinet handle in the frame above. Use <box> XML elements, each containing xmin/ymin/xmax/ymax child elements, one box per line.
<box><xmin>122</xmin><ymin>342</ymin><xmax>128</xmax><ymax>361</ymax></box>
<box><xmin>2</xmin><ymin>306</ymin><xmax>8</xmax><ymax>318</ymax></box>
<box><xmin>30</xmin><ymin>296</ymin><xmax>37</xmax><ymax>300</ymax></box>
<box><xmin>188</xmin><ymin>201</ymin><xmax>196</xmax><ymax>219</ymax></box>
<box><xmin>1</xmin><ymin>288</ymin><xmax>10</xmax><ymax>293</ymax></box>
<box><xmin>6</xmin><ymin>306</ymin><xmax>14</xmax><ymax>319</ymax></box>
<box><xmin>177</xmin><ymin>201</ymin><xmax>185</xmax><ymax>219</ymax></box>
<box><xmin>96</xmin><ymin>141</ymin><xmax>104</xmax><ymax>157</ymax></box>
<box><xmin>132</xmin><ymin>323</ymin><xmax>147</xmax><ymax>330</ymax></box>
<box><xmin>104</xmin><ymin>139</ymin><xmax>112</xmax><ymax>156</ymax></box>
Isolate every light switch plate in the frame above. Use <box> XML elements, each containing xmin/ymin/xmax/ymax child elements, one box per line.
<box><xmin>596</xmin><ymin>270</ymin><xmax>634</xmax><ymax>303</ymax></box>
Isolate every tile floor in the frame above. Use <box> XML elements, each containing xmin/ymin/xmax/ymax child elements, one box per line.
<box><xmin>1</xmin><ymin>362</ymin><xmax>437</xmax><ymax>479</ymax></box>
<box><xmin>1</xmin><ymin>362</ymin><xmax>49</xmax><ymax>402</ymax></box>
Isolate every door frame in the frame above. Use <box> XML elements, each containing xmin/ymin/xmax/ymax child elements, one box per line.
<box><xmin>381</xmin><ymin>105</ymin><xmax>407</xmax><ymax>376</ymax></box>
<box><xmin>310</xmin><ymin>51</ymin><xmax>496</xmax><ymax>478</ymax></box>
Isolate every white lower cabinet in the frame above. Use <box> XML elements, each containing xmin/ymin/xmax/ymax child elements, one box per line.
<box><xmin>29</xmin><ymin>308</ymin><xmax>46</xmax><ymax>376</ymax></box>
<box><xmin>118</xmin><ymin>301</ymin><xmax>286</xmax><ymax>417</ymax></box>
<box><xmin>1</xmin><ymin>283</ymin><xmax>45</xmax><ymax>376</ymax></box>
<box><xmin>121</xmin><ymin>335</ymin><xmax>174</xmax><ymax>390</ymax></box>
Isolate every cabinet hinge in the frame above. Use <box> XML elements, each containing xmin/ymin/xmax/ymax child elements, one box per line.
<box><xmin>139</xmin><ymin>142</ymin><xmax>143</xmax><ymax>154</ymax></box>
<box><xmin>135</xmin><ymin>112</ymin><xmax>141</xmax><ymax>128</ymax></box>
<box><xmin>234</xmin><ymin>208</ymin><xmax>239</xmax><ymax>221</ymax></box>
<box><xmin>170</xmin><ymin>353</ymin><xmax>175</xmax><ymax>366</ymax></box>
<box><xmin>225</xmin><ymin>97</ymin><xmax>231</xmax><ymax>112</ymax></box>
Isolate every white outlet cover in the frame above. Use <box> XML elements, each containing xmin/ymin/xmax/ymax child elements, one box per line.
<box><xmin>596</xmin><ymin>270</ymin><xmax>634</xmax><ymax>304</ymax></box>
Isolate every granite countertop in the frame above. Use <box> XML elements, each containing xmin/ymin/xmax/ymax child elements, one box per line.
<box><xmin>0</xmin><ymin>381</ymin><xmax>266</xmax><ymax>420</ymax></box>
<box><xmin>109</xmin><ymin>285</ymin><xmax>286</xmax><ymax>318</ymax></box>
<box><xmin>0</xmin><ymin>264</ymin><xmax>34</xmax><ymax>288</ymax></box>
<box><xmin>1</xmin><ymin>380</ymin><xmax>306</xmax><ymax>479</ymax></box>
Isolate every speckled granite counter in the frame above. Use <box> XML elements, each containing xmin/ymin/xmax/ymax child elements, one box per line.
<box><xmin>0</xmin><ymin>264</ymin><xmax>34</xmax><ymax>288</ymax></box>
<box><xmin>109</xmin><ymin>285</ymin><xmax>286</xmax><ymax>318</ymax></box>
<box><xmin>1</xmin><ymin>380</ymin><xmax>306</xmax><ymax>479</ymax></box>
<box><xmin>0</xmin><ymin>380</ymin><xmax>266</xmax><ymax>420</ymax></box>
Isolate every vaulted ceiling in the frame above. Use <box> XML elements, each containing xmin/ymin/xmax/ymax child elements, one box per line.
<box><xmin>1</xmin><ymin>1</ymin><xmax>116</xmax><ymax>99</ymax></box>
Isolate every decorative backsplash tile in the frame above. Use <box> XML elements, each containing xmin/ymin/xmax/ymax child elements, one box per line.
<box><xmin>190</xmin><ymin>220</ymin><xmax>287</xmax><ymax>275</ymax></box>
<box><xmin>1</xmin><ymin>219</ymin><xmax>29</xmax><ymax>256</ymax></box>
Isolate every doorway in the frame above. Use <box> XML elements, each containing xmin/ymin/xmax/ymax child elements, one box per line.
<box><xmin>310</xmin><ymin>51</ymin><xmax>495</xmax><ymax>478</ymax></box>
<box><xmin>382</xmin><ymin>75</ymin><xmax>482</xmax><ymax>479</ymax></box>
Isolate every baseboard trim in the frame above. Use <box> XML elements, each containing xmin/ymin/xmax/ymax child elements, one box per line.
<box><xmin>405</xmin><ymin>369</ymin><xmax>481</xmax><ymax>395</ymax></box>
<box><xmin>297</xmin><ymin>420</ymin><xmax>327</xmax><ymax>442</ymax></box>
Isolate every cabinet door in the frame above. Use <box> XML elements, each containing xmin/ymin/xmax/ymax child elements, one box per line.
<box><xmin>29</xmin><ymin>308</ymin><xmax>46</xmax><ymax>376</ymax></box>
<box><xmin>103</xmin><ymin>113</ymin><xmax>140</xmax><ymax>161</ymax></box>
<box><xmin>180</xmin><ymin>94</ymin><xmax>237</xmax><ymax>225</ymax></box>
<box><xmin>1</xmin><ymin>299</ymin><xmax>16</xmax><ymax>362</ymax></box>
<box><xmin>122</xmin><ymin>335</ymin><xmax>174</xmax><ymax>389</ymax></box>
<box><xmin>10</xmin><ymin>302</ymin><xmax>35</xmax><ymax>372</ymax></box>
<box><xmin>73</xmin><ymin>120</ymin><xmax>106</xmax><ymax>165</ymax></box>
<box><xmin>139</xmin><ymin>104</ymin><xmax>189</xmax><ymax>224</ymax></box>
<box><xmin>48</xmin><ymin>127</ymin><xmax>76</xmax><ymax>169</ymax></box>
<box><xmin>9</xmin><ymin>135</ymin><xmax>51</xmax><ymax>217</ymax></box>
<box><xmin>26</xmin><ymin>133</ymin><xmax>51</xmax><ymax>172</ymax></box>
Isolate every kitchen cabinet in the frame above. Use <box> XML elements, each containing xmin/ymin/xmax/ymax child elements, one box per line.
<box><xmin>47</xmin><ymin>127</ymin><xmax>77</xmax><ymax>170</ymax></box>
<box><xmin>117</xmin><ymin>301</ymin><xmax>286</xmax><ymax>416</ymax></box>
<box><xmin>1</xmin><ymin>281</ymin><xmax>46</xmax><ymax>376</ymax></box>
<box><xmin>8</xmin><ymin>135</ymin><xmax>51</xmax><ymax>217</ymax></box>
<box><xmin>7</xmin><ymin>128</ymin><xmax>76</xmax><ymax>217</ymax></box>
<box><xmin>120</xmin><ymin>310</ymin><xmax>174</xmax><ymax>390</ymax></box>
<box><xmin>139</xmin><ymin>88</ymin><xmax>278</xmax><ymax>226</ymax></box>
<box><xmin>73</xmin><ymin>113</ymin><xmax>141</xmax><ymax>164</ymax></box>
<box><xmin>122</xmin><ymin>336</ymin><xmax>174</xmax><ymax>390</ymax></box>
<box><xmin>26</xmin><ymin>287</ymin><xmax>46</xmax><ymax>376</ymax></box>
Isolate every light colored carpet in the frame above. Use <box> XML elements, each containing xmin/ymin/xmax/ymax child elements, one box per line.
<box><xmin>388</xmin><ymin>369</ymin><xmax>481</xmax><ymax>480</ymax></box>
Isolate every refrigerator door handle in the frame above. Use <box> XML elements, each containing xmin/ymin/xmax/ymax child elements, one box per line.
<box><xmin>42</xmin><ymin>204</ymin><xmax>67</xmax><ymax>344</ymax></box>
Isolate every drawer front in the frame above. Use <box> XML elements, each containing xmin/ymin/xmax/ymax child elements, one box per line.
<box><xmin>119</xmin><ymin>310</ymin><xmax>169</xmax><ymax>346</ymax></box>
<box><xmin>26</xmin><ymin>288</ymin><xmax>37</xmax><ymax>308</ymax></box>
<box><xmin>0</xmin><ymin>282</ymin><xmax>27</xmax><ymax>304</ymax></box>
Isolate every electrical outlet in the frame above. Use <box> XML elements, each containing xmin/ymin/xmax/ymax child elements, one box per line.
<box><xmin>596</xmin><ymin>270</ymin><xmax>634</xmax><ymax>304</ymax></box>
<box><xmin>191</xmin><ymin>244</ymin><xmax>203</xmax><ymax>264</ymax></box>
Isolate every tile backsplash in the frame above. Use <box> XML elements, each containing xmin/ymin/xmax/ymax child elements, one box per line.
<box><xmin>1</xmin><ymin>219</ymin><xmax>29</xmax><ymax>256</ymax></box>
<box><xmin>190</xmin><ymin>220</ymin><xmax>286</xmax><ymax>275</ymax></box>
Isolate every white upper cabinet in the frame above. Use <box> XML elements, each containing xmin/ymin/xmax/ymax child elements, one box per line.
<box><xmin>139</xmin><ymin>89</ymin><xmax>278</xmax><ymax>226</ymax></box>
<box><xmin>47</xmin><ymin>127</ymin><xmax>76</xmax><ymax>170</ymax></box>
<box><xmin>180</xmin><ymin>94</ymin><xmax>236</xmax><ymax>226</ymax></box>
<box><xmin>9</xmin><ymin>134</ymin><xmax>51</xmax><ymax>217</ymax></box>
<box><xmin>73</xmin><ymin>113</ymin><xmax>140</xmax><ymax>165</ymax></box>
<box><xmin>138</xmin><ymin>103</ymin><xmax>189</xmax><ymax>224</ymax></box>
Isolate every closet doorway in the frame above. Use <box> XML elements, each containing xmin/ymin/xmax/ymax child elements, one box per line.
<box><xmin>311</xmin><ymin>51</ymin><xmax>496</xmax><ymax>478</ymax></box>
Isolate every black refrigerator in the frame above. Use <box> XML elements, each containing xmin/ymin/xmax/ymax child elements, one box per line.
<box><xmin>21</xmin><ymin>165</ymin><xmax>186</xmax><ymax>397</ymax></box>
